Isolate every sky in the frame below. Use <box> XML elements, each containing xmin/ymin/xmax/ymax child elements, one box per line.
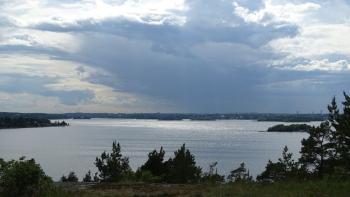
<box><xmin>0</xmin><ymin>0</ymin><xmax>349</xmax><ymax>113</ymax></box>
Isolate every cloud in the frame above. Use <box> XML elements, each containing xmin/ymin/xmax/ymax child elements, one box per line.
<box><xmin>0</xmin><ymin>0</ymin><xmax>349</xmax><ymax>113</ymax></box>
<box><xmin>0</xmin><ymin>54</ymin><xmax>170</xmax><ymax>112</ymax></box>
<box><xmin>268</xmin><ymin>24</ymin><xmax>350</xmax><ymax>59</ymax></box>
<box><xmin>233</xmin><ymin>0</ymin><xmax>320</xmax><ymax>25</ymax></box>
<box><xmin>0</xmin><ymin>0</ymin><xmax>187</xmax><ymax>28</ymax></box>
<box><xmin>292</xmin><ymin>59</ymin><xmax>350</xmax><ymax>72</ymax></box>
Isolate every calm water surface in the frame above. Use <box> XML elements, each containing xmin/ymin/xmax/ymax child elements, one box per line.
<box><xmin>0</xmin><ymin>119</ymin><xmax>319</xmax><ymax>180</ymax></box>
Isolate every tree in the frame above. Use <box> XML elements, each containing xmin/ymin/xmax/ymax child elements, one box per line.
<box><xmin>95</xmin><ymin>141</ymin><xmax>132</xmax><ymax>182</ymax></box>
<box><xmin>299</xmin><ymin>93</ymin><xmax>350</xmax><ymax>177</ymax></box>
<box><xmin>0</xmin><ymin>157</ymin><xmax>53</xmax><ymax>197</ymax></box>
<box><xmin>61</xmin><ymin>171</ymin><xmax>79</xmax><ymax>182</ymax></box>
<box><xmin>164</xmin><ymin>144</ymin><xmax>202</xmax><ymax>183</ymax></box>
<box><xmin>329</xmin><ymin>93</ymin><xmax>350</xmax><ymax>173</ymax></box>
<box><xmin>257</xmin><ymin>146</ymin><xmax>298</xmax><ymax>182</ymax></box>
<box><xmin>139</xmin><ymin>147</ymin><xmax>166</xmax><ymax>177</ymax></box>
<box><xmin>227</xmin><ymin>162</ymin><xmax>252</xmax><ymax>182</ymax></box>
<box><xmin>201</xmin><ymin>162</ymin><xmax>225</xmax><ymax>183</ymax></box>
<box><xmin>299</xmin><ymin>122</ymin><xmax>333</xmax><ymax>176</ymax></box>
<box><xmin>83</xmin><ymin>170</ymin><xmax>93</xmax><ymax>182</ymax></box>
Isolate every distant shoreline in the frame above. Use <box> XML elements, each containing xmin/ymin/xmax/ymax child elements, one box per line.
<box><xmin>0</xmin><ymin>112</ymin><xmax>327</xmax><ymax>122</ymax></box>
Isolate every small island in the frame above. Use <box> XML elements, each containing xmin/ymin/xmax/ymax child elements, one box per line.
<box><xmin>266</xmin><ymin>124</ymin><xmax>312</xmax><ymax>132</ymax></box>
<box><xmin>0</xmin><ymin>116</ymin><xmax>68</xmax><ymax>129</ymax></box>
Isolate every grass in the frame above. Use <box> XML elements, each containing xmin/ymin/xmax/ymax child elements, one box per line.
<box><xmin>51</xmin><ymin>180</ymin><xmax>350</xmax><ymax>197</ymax></box>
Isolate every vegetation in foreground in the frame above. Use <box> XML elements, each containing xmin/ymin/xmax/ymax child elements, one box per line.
<box><xmin>0</xmin><ymin>92</ymin><xmax>350</xmax><ymax>196</ymax></box>
<box><xmin>51</xmin><ymin>180</ymin><xmax>350</xmax><ymax>197</ymax></box>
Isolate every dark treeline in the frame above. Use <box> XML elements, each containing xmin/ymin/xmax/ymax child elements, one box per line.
<box><xmin>0</xmin><ymin>117</ymin><xmax>68</xmax><ymax>129</ymax></box>
<box><xmin>0</xmin><ymin>92</ymin><xmax>349</xmax><ymax>196</ymax></box>
<box><xmin>0</xmin><ymin>112</ymin><xmax>327</xmax><ymax>122</ymax></box>
<box><xmin>267</xmin><ymin>124</ymin><xmax>312</xmax><ymax>132</ymax></box>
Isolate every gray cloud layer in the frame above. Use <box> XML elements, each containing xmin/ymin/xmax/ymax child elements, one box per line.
<box><xmin>0</xmin><ymin>0</ymin><xmax>349</xmax><ymax>113</ymax></box>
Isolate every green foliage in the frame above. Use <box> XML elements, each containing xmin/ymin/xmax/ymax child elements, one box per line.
<box><xmin>299</xmin><ymin>122</ymin><xmax>333</xmax><ymax>176</ymax></box>
<box><xmin>0</xmin><ymin>157</ymin><xmax>53</xmax><ymax>197</ymax></box>
<box><xmin>139</xmin><ymin>147</ymin><xmax>166</xmax><ymax>177</ymax></box>
<box><xmin>329</xmin><ymin>93</ymin><xmax>350</xmax><ymax>174</ymax></box>
<box><xmin>201</xmin><ymin>162</ymin><xmax>225</xmax><ymax>183</ymax></box>
<box><xmin>135</xmin><ymin>170</ymin><xmax>161</xmax><ymax>183</ymax></box>
<box><xmin>95</xmin><ymin>141</ymin><xmax>132</xmax><ymax>182</ymax></box>
<box><xmin>298</xmin><ymin>93</ymin><xmax>350</xmax><ymax>178</ymax></box>
<box><xmin>164</xmin><ymin>144</ymin><xmax>202</xmax><ymax>183</ymax></box>
<box><xmin>267</xmin><ymin>124</ymin><xmax>312</xmax><ymax>132</ymax></box>
<box><xmin>61</xmin><ymin>171</ymin><xmax>79</xmax><ymax>182</ymax></box>
<box><xmin>257</xmin><ymin>146</ymin><xmax>299</xmax><ymax>182</ymax></box>
<box><xmin>0</xmin><ymin>116</ymin><xmax>68</xmax><ymax>129</ymax></box>
<box><xmin>136</xmin><ymin>147</ymin><xmax>166</xmax><ymax>183</ymax></box>
<box><xmin>83</xmin><ymin>170</ymin><xmax>93</xmax><ymax>182</ymax></box>
<box><xmin>227</xmin><ymin>162</ymin><xmax>252</xmax><ymax>182</ymax></box>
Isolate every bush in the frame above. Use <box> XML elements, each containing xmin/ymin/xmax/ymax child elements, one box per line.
<box><xmin>135</xmin><ymin>170</ymin><xmax>161</xmax><ymax>183</ymax></box>
<box><xmin>61</xmin><ymin>171</ymin><xmax>79</xmax><ymax>182</ymax></box>
<box><xmin>0</xmin><ymin>157</ymin><xmax>53</xmax><ymax>197</ymax></box>
<box><xmin>227</xmin><ymin>162</ymin><xmax>252</xmax><ymax>182</ymax></box>
<box><xmin>257</xmin><ymin>146</ymin><xmax>299</xmax><ymax>182</ymax></box>
<box><xmin>201</xmin><ymin>162</ymin><xmax>225</xmax><ymax>183</ymax></box>
<box><xmin>83</xmin><ymin>170</ymin><xmax>93</xmax><ymax>182</ymax></box>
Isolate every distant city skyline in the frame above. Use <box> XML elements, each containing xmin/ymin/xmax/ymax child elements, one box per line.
<box><xmin>0</xmin><ymin>0</ymin><xmax>349</xmax><ymax>113</ymax></box>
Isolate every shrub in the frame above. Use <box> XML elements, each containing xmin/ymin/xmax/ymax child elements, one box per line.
<box><xmin>135</xmin><ymin>170</ymin><xmax>161</xmax><ymax>183</ymax></box>
<box><xmin>61</xmin><ymin>171</ymin><xmax>79</xmax><ymax>182</ymax></box>
<box><xmin>257</xmin><ymin>146</ymin><xmax>299</xmax><ymax>182</ymax></box>
<box><xmin>201</xmin><ymin>162</ymin><xmax>225</xmax><ymax>183</ymax></box>
<box><xmin>227</xmin><ymin>162</ymin><xmax>252</xmax><ymax>182</ymax></box>
<box><xmin>83</xmin><ymin>170</ymin><xmax>93</xmax><ymax>182</ymax></box>
<box><xmin>0</xmin><ymin>157</ymin><xmax>53</xmax><ymax>197</ymax></box>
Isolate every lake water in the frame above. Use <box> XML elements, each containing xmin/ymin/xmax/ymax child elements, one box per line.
<box><xmin>0</xmin><ymin>119</ymin><xmax>319</xmax><ymax>180</ymax></box>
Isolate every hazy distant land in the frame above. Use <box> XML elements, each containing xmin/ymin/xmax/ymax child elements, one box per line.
<box><xmin>0</xmin><ymin>112</ymin><xmax>327</xmax><ymax>122</ymax></box>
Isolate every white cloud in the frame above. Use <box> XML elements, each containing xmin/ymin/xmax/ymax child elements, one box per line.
<box><xmin>0</xmin><ymin>91</ymin><xmax>142</xmax><ymax>113</ymax></box>
<box><xmin>0</xmin><ymin>54</ymin><xmax>145</xmax><ymax>110</ymax></box>
<box><xmin>293</xmin><ymin>59</ymin><xmax>350</xmax><ymax>72</ymax></box>
<box><xmin>0</xmin><ymin>0</ymin><xmax>187</xmax><ymax>27</ymax></box>
<box><xmin>0</xmin><ymin>28</ymin><xmax>80</xmax><ymax>52</ymax></box>
<box><xmin>268</xmin><ymin>24</ymin><xmax>350</xmax><ymax>59</ymax></box>
<box><xmin>233</xmin><ymin>0</ymin><xmax>350</xmax><ymax>72</ymax></box>
<box><xmin>233</xmin><ymin>0</ymin><xmax>320</xmax><ymax>26</ymax></box>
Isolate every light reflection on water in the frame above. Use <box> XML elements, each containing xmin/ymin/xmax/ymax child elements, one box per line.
<box><xmin>0</xmin><ymin>119</ymin><xmax>319</xmax><ymax>180</ymax></box>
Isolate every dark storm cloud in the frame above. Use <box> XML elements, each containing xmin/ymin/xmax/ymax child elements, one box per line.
<box><xmin>1</xmin><ymin>0</ymin><xmax>349</xmax><ymax>112</ymax></box>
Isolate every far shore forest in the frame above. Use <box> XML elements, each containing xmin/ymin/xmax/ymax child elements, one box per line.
<box><xmin>0</xmin><ymin>92</ymin><xmax>349</xmax><ymax>196</ymax></box>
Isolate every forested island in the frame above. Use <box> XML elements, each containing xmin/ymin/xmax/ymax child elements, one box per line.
<box><xmin>267</xmin><ymin>124</ymin><xmax>312</xmax><ymax>132</ymax></box>
<box><xmin>0</xmin><ymin>117</ymin><xmax>68</xmax><ymax>129</ymax></box>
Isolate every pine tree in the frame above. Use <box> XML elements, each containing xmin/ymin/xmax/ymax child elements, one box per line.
<box><xmin>95</xmin><ymin>141</ymin><xmax>132</xmax><ymax>182</ymax></box>
<box><xmin>140</xmin><ymin>147</ymin><xmax>166</xmax><ymax>177</ymax></box>
<box><xmin>83</xmin><ymin>170</ymin><xmax>93</xmax><ymax>182</ymax></box>
<box><xmin>257</xmin><ymin>146</ymin><xmax>298</xmax><ymax>181</ymax></box>
<box><xmin>164</xmin><ymin>144</ymin><xmax>202</xmax><ymax>183</ymax></box>
<box><xmin>299</xmin><ymin>122</ymin><xmax>332</xmax><ymax>176</ymax></box>
<box><xmin>331</xmin><ymin>92</ymin><xmax>350</xmax><ymax>173</ymax></box>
